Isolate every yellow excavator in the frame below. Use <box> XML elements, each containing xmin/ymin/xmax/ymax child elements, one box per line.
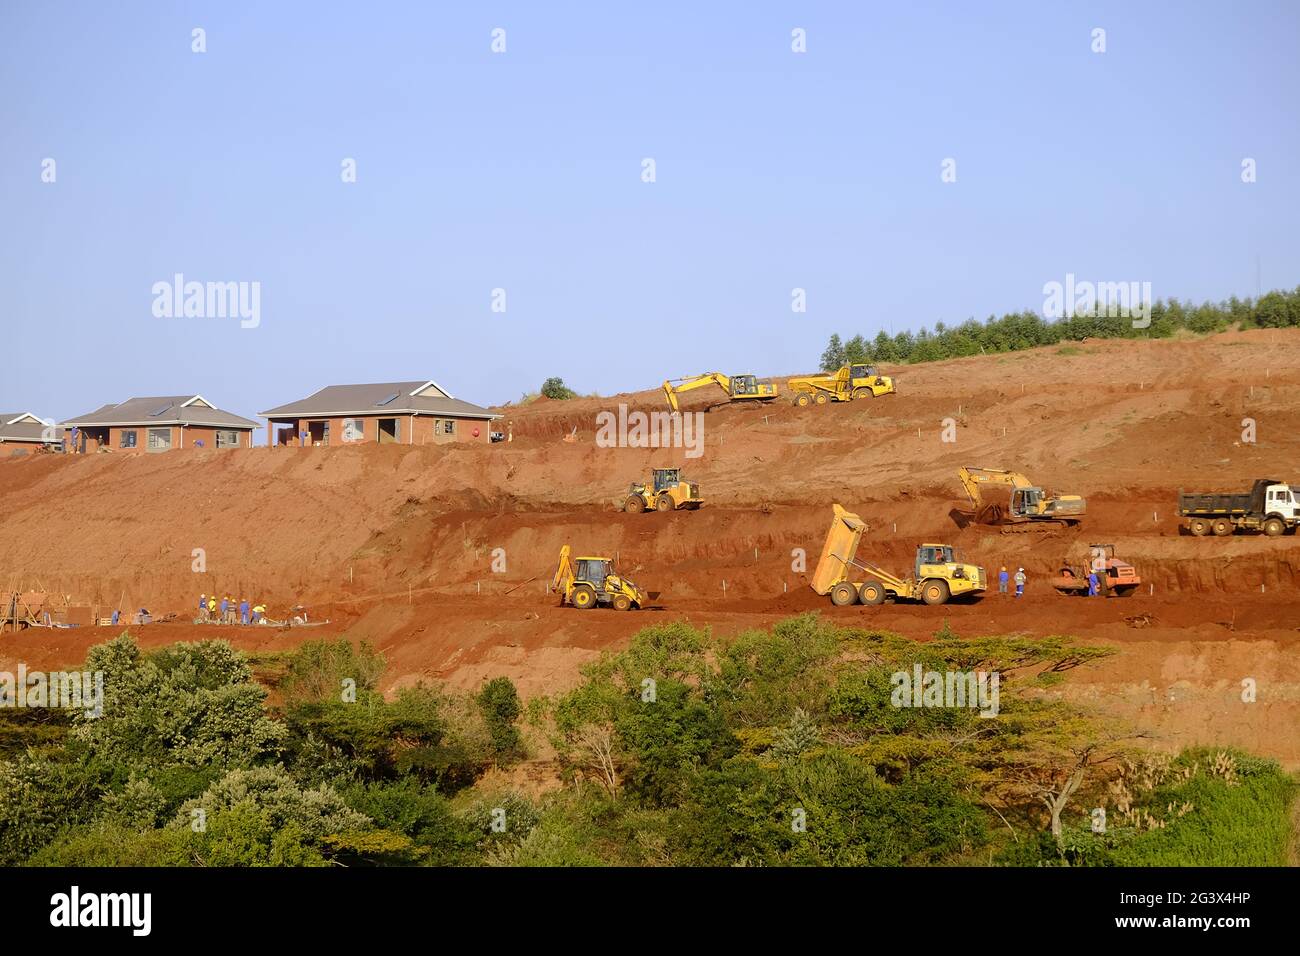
<box><xmin>811</xmin><ymin>504</ymin><xmax>986</xmax><ymax>606</ymax></box>
<box><xmin>552</xmin><ymin>545</ymin><xmax>649</xmax><ymax>610</ymax></box>
<box><xmin>787</xmin><ymin>364</ymin><xmax>896</xmax><ymax>407</ymax></box>
<box><xmin>957</xmin><ymin>466</ymin><xmax>1086</xmax><ymax>531</ymax></box>
<box><xmin>662</xmin><ymin>372</ymin><xmax>778</xmax><ymax>411</ymax></box>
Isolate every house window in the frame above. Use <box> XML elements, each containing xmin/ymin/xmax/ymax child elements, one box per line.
<box><xmin>216</xmin><ymin>429</ymin><xmax>240</xmax><ymax>449</ymax></box>
<box><xmin>342</xmin><ymin>418</ymin><xmax>366</xmax><ymax>442</ymax></box>
<box><xmin>147</xmin><ymin>428</ymin><xmax>172</xmax><ymax>451</ymax></box>
<box><xmin>441</xmin><ymin>419</ymin><xmax>455</xmax><ymax>435</ymax></box>
<box><xmin>120</xmin><ymin>430</ymin><xmax>137</xmax><ymax>449</ymax></box>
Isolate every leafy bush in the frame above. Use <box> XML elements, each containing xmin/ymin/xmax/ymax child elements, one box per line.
<box><xmin>172</xmin><ymin>766</ymin><xmax>370</xmax><ymax>866</ymax></box>
<box><xmin>278</xmin><ymin>639</ymin><xmax>386</xmax><ymax>706</ymax></box>
<box><xmin>477</xmin><ymin>677</ymin><xmax>524</xmax><ymax>762</ymax></box>
<box><xmin>71</xmin><ymin>634</ymin><xmax>286</xmax><ymax>772</ymax></box>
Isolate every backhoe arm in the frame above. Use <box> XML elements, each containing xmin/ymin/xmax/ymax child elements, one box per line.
<box><xmin>552</xmin><ymin>545</ymin><xmax>574</xmax><ymax>594</ymax></box>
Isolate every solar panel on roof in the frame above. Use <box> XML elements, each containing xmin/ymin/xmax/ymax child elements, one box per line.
<box><xmin>375</xmin><ymin>392</ymin><xmax>400</xmax><ymax>406</ymax></box>
<box><xmin>149</xmin><ymin>403</ymin><xmax>174</xmax><ymax>416</ymax></box>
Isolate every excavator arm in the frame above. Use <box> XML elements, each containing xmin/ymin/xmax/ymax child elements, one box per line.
<box><xmin>663</xmin><ymin>373</ymin><xmax>731</xmax><ymax>412</ymax></box>
<box><xmin>957</xmin><ymin>466</ymin><xmax>1026</xmax><ymax>509</ymax></box>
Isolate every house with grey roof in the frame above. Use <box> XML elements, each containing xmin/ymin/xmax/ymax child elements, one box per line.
<box><xmin>60</xmin><ymin>395</ymin><xmax>258</xmax><ymax>453</ymax></box>
<box><xmin>0</xmin><ymin>412</ymin><xmax>62</xmax><ymax>454</ymax></box>
<box><xmin>259</xmin><ymin>380</ymin><xmax>500</xmax><ymax>447</ymax></box>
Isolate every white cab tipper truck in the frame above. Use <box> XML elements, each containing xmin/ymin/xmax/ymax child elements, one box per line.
<box><xmin>1178</xmin><ymin>479</ymin><xmax>1300</xmax><ymax>537</ymax></box>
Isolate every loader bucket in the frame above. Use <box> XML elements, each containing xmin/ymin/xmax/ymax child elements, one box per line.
<box><xmin>811</xmin><ymin>504</ymin><xmax>867</xmax><ymax>595</ymax></box>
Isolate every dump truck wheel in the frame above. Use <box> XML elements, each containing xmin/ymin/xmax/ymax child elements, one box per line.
<box><xmin>795</xmin><ymin>393</ymin><xmax>812</xmax><ymax>407</ymax></box>
<box><xmin>814</xmin><ymin>392</ymin><xmax>829</xmax><ymax>405</ymax></box>
<box><xmin>655</xmin><ymin>495</ymin><xmax>674</xmax><ymax>512</ymax></box>
<box><xmin>570</xmin><ymin>586</ymin><xmax>596</xmax><ymax>609</ymax></box>
<box><xmin>1113</xmin><ymin>585</ymin><xmax>1137</xmax><ymax>598</ymax></box>
<box><xmin>830</xmin><ymin>582</ymin><xmax>858</xmax><ymax>606</ymax></box>
<box><xmin>612</xmin><ymin>593</ymin><xmax>632</xmax><ymax>611</ymax></box>
<box><xmin>859</xmin><ymin>581</ymin><xmax>886</xmax><ymax>605</ymax></box>
<box><xmin>852</xmin><ymin>387</ymin><xmax>872</xmax><ymax>400</ymax></box>
<box><xmin>624</xmin><ymin>495</ymin><xmax>646</xmax><ymax>514</ymax></box>
<box><xmin>921</xmin><ymin>581</ymin><xmax>950</xmax><ymax>606</ymax></box>
<box><xmin>1264</xmin><ymin>517</ymin><xmax>1285</xmax><ymax>537</ymax></box>
<box><xmin>1188</xmin><ymin>518</ymin><xmax>1210</xmax><ymax>536</ymax></box>
<box><xmin>1212</xmin><ymin>518</ymin><xmax>1234</xmax><ymax>536</ymax></box>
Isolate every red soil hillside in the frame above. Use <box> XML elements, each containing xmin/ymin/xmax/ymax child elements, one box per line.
<box><xmin>3</xmin><ymin>329</ymin><xmax>1299</xmax><ymax>764</ymax></box>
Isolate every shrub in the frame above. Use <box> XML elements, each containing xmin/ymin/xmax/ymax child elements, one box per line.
<box><xmin>540</xmin><ymin>377</ymin><xmax>577</xmax><ymax>400</ymax></box>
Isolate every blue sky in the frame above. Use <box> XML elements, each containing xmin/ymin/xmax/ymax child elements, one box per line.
<box><xmin>2</xmin><ymin>1</ymin><xmax>1297</xmax><ymax>431</ymax></box>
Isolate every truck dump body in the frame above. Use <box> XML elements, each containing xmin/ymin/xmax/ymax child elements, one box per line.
<box><xmin>811</xmin><ymin>504</ymin><xmax>866</xmax><ymax>594</ymax></box>
<box><xmin>1178</xmin><ymin>479</ymin><xmax>1279</xmax><ymax>516</ymax></box>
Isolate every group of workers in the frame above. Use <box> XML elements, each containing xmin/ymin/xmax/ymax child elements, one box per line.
<box><xmin>998</xmin><ymin>565</ymin><xmax>1106</xmax><ymax>597</ymax></box>
<box><xmin>198</xmin><ymin>593</ymin><xmax>267</xmax><ymax>625</ymax></box>
<box><xmin>997</xmin><ymin>567</ymin><xmax>1029</xmax><ymax>597</ymax></box>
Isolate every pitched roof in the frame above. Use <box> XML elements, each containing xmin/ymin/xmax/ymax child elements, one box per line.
<box><xmin>0</xmin><ymin>413</ymin><xmax>62</xmax><ymax>443</ymax></box>
<box><xmin>61</xmin><ymin>396</ymin><xmax>258</xmax><ymax>429</ymax></box>
<box><xmin>260</xmin><ymin>381</ymin><xmax>500</xmax><ymax>420</ymax></box>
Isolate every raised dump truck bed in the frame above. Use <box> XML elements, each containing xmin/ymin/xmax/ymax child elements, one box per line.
<box><xmin>810</xmin><ymin>504</ymin><xmax>986</xmax><ymax>606</ymax></box>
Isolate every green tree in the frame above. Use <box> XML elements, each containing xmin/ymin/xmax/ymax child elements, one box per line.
<box><xmin>477</xmin><ymin>677</ymin><xmax>524</xmax><ymax>762</ymax></box>
<box><xmin>279</xmin><ymin>639</ymin><xmax>386</xmax><ymax>706</ymax></box>
<box><xmin>819</xmin><ymin>334</ymin><xmax>846</xmax><ymax>371</ymax></box>
<box><xmin>71</xmin><ymin>634</ymin><xmax>286</xmax><ymax>773</ymax></box>
<box><xmin>541</xmin><ymin>377</ymin><xmax>578</xmax><ymax>399</ymax></box>
<box><xmin>173</xmin><ymin>766</ymin><xmax>371</xmax><ymax>865</ymax></box>
<box><xmin>843</xmin><ymin>334</ymin><xmax>870</xmax><ymax>364</ymax></box>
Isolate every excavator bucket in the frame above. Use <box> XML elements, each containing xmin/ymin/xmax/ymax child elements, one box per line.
<box><xmin>811</xmin><ymin>504</ymin><xmax>866</xmax><ymax>595</ymax></box>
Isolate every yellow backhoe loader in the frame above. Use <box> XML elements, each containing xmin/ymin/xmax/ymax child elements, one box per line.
<box><xmin>552</xmin><ymin>545</ymin><xmax>649</xmax><ymax>610</ymax></box>
<box><xmin>624</xmin><ymin>467</ymin><xmax>703</xmax><ymax>513</ymax></box>
<box><xmin>811</xmin><ymin>504</ymin><xmax>986</xmax><ymax>606</ymax></box>
<box><xmin>956</xmin><ymin>466</ymin><xmax>1086</xmax><ymax>531</ymax></box>
<box><xmin>662</xmin><ymin>372</ymin><xmax>778</xmax><ymax>412</ymax></box>
<box><xmin>787</xmin><ymin>364</ymin><xmax>896</xmax><ymax>407</ymax></box>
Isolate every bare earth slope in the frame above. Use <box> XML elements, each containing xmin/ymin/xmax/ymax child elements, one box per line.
<box><xmin>3</xmin><ymin>329</ymin><xmax>1299</xmax><ymax>764</ymax></box>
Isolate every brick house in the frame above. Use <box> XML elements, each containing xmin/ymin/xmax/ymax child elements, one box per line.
<box><xmin>0</xmin><ymin>413</ymin><xmax>62</xmax><ymax>454</ymax></box>
<box><xmin>260</xmin><ymin>380</ymin><xmax>499</xmax><ymax>447</ymax></box>
<box><xmin>60</xmin><ymin>395</ymin><xmax>257</xmax><ymax>453</ymax></box>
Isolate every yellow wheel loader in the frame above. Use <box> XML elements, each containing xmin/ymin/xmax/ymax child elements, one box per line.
<box><xmin>957</xmin><ymin>467</ymin><xmax>1086</xmax><ymax>531</ymax></box>
<box><xmin>663</xmin><ymin>372</ymin><xmax>778</xmax><ymax>411</ymax></box>
<box><xmin>811</xmin><ymin>504</ymin><xmax>986</xmax><ymax>606</ymax></box>
<box><xmin>624</xmin><ymin>467</ymin><xmax>703</xmax><ymax>513</ymax></box>
<box><xmin>787</xmin><ymin>364</ymin><xmax>896</xmax><ymax>407</ymax></box>
<box><xmin>552</xmin><ymin>545</ymin><xmax>649</xmax><ymax>610</ymax></box>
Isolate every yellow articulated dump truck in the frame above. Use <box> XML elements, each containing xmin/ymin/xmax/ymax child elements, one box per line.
<box><xmin>552</xmin><ymin>545</ymin><xmax>650</xmax><ymax>610</ymax></box>
<box><xmin>787</xmin><ymin>364</ymin><xmax>896</xmax><ymax>407</ymax></box>
<box><xmin>811</xmin><ymin>504</ymin><xmax>987</xmax><ymax>606</ymax></box>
